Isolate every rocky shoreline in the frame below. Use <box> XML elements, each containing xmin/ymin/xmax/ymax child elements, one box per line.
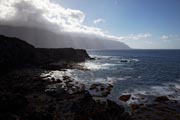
<box><xmin>0</xmin><ymin>68</ymin><xmax>131</xmax><ymax>120</ymax></box>
<box><xmin>0</xmin><ymin>35</ymin><xmax>180</xmax><ymax>120</ymax></box>
<box><xmin>0</xmin><ymin>35</ymin><xmax>130</xmax><ymax>120</ymax></box>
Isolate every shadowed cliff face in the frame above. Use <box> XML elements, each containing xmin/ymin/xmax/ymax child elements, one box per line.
<box><xmin>0</xmin><ymin>25</ymin><xmax>130</xmax><ymax>49</ymax></box>
<box><xmin>0</xmin><ymin>35</ymin><xmax>90</xmax><ymax>74</ymax></box>
<box><xmin>0</xmin><ymin>35</ymin><xmax>36</xmax><ymax>71</ymax></box>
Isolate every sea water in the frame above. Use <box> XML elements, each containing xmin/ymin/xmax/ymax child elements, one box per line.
<box><xmin>46</xmin><ymin>50</ymin><xmax>180</xmax><ymax>104</ymax></box>
<box><xmin>69</xmin><ymin>50</ymin><xmax>180</xmax><ymax>104</ymax></box>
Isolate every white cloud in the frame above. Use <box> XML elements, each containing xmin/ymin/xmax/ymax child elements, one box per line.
<box><xmin>0</xmin><ymin>0</ymin><xmax>87</xmax><ymax>33</ymax></box>
<box><xmin>160</xmin><ymin>35</ymin><xmax>180</xmax><ymax>43</ymax></box>
<box><xmin>119</xmin><ymin>33</ymin><xmax>152</xmax><ymax>40</ymax></box>
<box><xmin>94</xmin><ymin>18</ymin><xmax>105</xmax><ymax>24</ymax></box>
<box><xmin>0</xmin><ymin>0</ymin><xmax>152</xmax><ymax>48</ymax></box>
<box><xmin>160</xmin><ymin>35</ymin><xmax>169</xmax><ymax>42</ymax></box>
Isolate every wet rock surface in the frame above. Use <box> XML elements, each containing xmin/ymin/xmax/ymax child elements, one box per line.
<box><xmin>131</xmin><ymin>101</ymin><xmax>180</xmax><ymax>120</ymax></box>
<box><xmin>119</xmin><ymin>94</ymin><xmax>131</xmax><ymax>102</ymax></box>
<box><xmin>89</xmin><ymin>83</ymin><xmax>113</xmax><ymax>97</ymax></box>
<box><xmin>117</xmin><ymin>92</ymin><xmax>180</xmax><ymax>120</ymax></box>
<box><xmin>118</xmin><ymin>93</ymin><xmax>180</xmax><ymax>120</ymax></box>
<box><xmin>0</xmin><ymin>69</ymin><xmax>131</xmax><ymax>120</ymax></box>
<box><xmin>154</xmin><ymin>96</ymin><xmax>170</xmax><ymax>102</ymax></box>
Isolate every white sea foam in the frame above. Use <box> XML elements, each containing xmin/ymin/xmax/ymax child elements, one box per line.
<box><xmin>89</xmin><ymin>55</ymin><xmax>112</xmax><ymax>59</ymax></box>
<box><xmin>175</xmin><ymin>84</ymin><xmax>180</xmax><ymax>89</ymax></box>
<box><xmin>150</xmin><ymin>86</ymin><xmax>175</xmax><ymax>96</ymax></box>
<box><xmin>41</xmin><ymin>70</ymin><xmax>86</xmax><ymax>94</ymax></box>
<box><xmin>96</xmin><ymin>76</ymin><xmax>127</xmax><ymax>84</ymax></box>
<box><xmin>41</xmin><ymin>70</ymin><xmax>74</xmax><ymax>81</ymax></box>
<box><xmin>79</xmin><ymin>77</ymin><xmax>116</xmax><ymax>85</ymax></box>
<box><xmin>120</xmin><ymin>89</ymin><xmax>149</xmax><ymax>105</ymax></box>
<box><xmin>79</xmin><ymin>61</ymin><xmax>116</xmax><ymax>70</ymax></box>
<box><xmin>131</xmin><ymin>59</ymin><xmax>140</xmax><ymax>62</ymax></box>
<box><xmin>107</xmin><ymin>77</ymin><xmax>127</xmax><ymax>81</ymax></box>
<box><xmin>91</xmin><ymin>78</ymin><xmax>114</xmax><ymax>84</ymax></box>
<box><xmin>122</xmin><ymin>83</ymin><xmax>180</xmax><ymax>103</ymax></box>
<box><xmin>62</xmin><ymin>69</ymin><xmax>125</xmax><ymax>85</ymax></box>
<box><xmin>81</xmin><ymin>62</ymin><xmax>102</xmax><ymax>70</ymax></box>
<box><xmin>127</xmin><ymin>95</ymin><xmax>144</xmax><ymax>105</ymax></box>
<box><xmin>133</xmin><ymin>89</ymin><xmax>147</xmax><ymax>95</ymax></box>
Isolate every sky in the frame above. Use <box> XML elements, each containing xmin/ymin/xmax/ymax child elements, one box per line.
<box><xmin>0</xmin><ymin>0</ymin><xmax>180</xmax><ymax>49</ymax></box>
<box><xmin>57</xmin><ymin>0</ymin><xmax>180</xmax><ymax>49</ymax></box>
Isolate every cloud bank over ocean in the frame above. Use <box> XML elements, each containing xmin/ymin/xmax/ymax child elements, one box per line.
<box><xmin>0</xmin><ymin>0</ymin><xmax>150</xmax><ymax>49</ymax></box>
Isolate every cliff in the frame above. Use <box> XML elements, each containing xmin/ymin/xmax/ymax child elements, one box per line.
<box><xmin>0</xmin><ymin>35</ymin><xmax>90</xmax><ymax>74</ymax></box>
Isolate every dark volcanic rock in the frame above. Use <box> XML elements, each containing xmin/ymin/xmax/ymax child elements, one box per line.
<box><xmin>119</xmin><ymin>94</ymin><xmax>131</xmax><ymax>102</ymax></box>
<box><xmin>0</xmin><ymin>92</ymin><xmax>27</xmax><ymax>113</ymax></box>
<box><xmin>131</xmin><ymin>101</ymin><xmax>180</xmax><ymax>120</ymax></box>
<box><xmin>89</xmin><ymin>83</ymin><xmax>113</xmax><ymax>97</ymax></box>
<box><xmin>0</xmin><ymin>35</ymin><xmax>35</xmax><ymax>74</ymax></box>
<box><xmin>0</xmin><ymin>69</ymin><xmax>131</xmax><ymax>120</ymax></box>
<box><xmin>130</xmin><ymin>104</ymin><xmax>144</xmax><ymax>112</ymax></box>
<box><xmin>36</xmin><ymin>48</ymin><xmax>90</xmax><ymax>64</ymax></box>
<box><xmin>0</xmin><ymin>35</ymin><xmax>90</xmax><ymax>75</ymax></box>
<box><xmin>154</xmin><ymin>96</ymin><xmax>169</xmax><ymax>102</ymax></box>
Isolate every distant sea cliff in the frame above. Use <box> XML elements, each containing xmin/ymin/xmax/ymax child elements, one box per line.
<box><xmin>0</xmin><ymin>25</ymin><xmax>130</xmax><ymax>49</ymax></box>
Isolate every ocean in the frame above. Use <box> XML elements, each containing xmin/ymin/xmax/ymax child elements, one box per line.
<box><xmin>71</xmin><ymin>50</ymin><xmax>180</xmax><ymax>104</ymax></box>
<box><xmin>47</xmin><ymin>50</ymin><xmax>180</xmax><ymax>105</ymax></box>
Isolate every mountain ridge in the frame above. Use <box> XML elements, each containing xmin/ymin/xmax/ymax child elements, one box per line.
<box><xmin>0</xmin><ymin>25</ymin><xmax>130</xmax><ymax>49</ymax></box>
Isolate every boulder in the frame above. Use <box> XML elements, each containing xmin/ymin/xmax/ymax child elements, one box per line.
<box><xmin>154</xmin><ymin>96</ymin><xmax>169</xmax><ymax>102</ymax></box>
<box><xmin>119</xmin><ymin>94</ymin><xmax>131</xmax><ymax>102</ymax></box>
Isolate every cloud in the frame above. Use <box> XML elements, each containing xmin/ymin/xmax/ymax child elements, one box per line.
<box><xmin>0</xmin><ymin>0</ymin><xmax>86</xmax><ymax>33</ymax></box>
<box><xmin>0</xmin><ymin>0</ymin><xmax>151</xmax><ymax>48</ymax></box>
<box><xmin>160</xmin><ymin>35</ymin><xmax>180</xmax><ymax>43</ymax></box>
<box><xmin>160</xmin><ymin>35</ymin><xmax>169</xmax><ymax>42</ymax></box>
<box><xmin>0</xmin><ymin>0</ymin><xmax>109</xmax><ymax>38</ymax></box>
<box><xmin>119</xmin><ymin>33</ymin><xmax>152</xmax><ymax>40</ymax></box>
<box><xmin>94</xmin><ymin>18</ymin><xmax>106</xmax><ymax>24</ymax></box>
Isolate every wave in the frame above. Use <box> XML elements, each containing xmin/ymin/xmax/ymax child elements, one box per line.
<box><xmin>150</xmin><ymin>86</ymin><xmax>175</xmax><ymax>96</ymax></box>
<box><xmin>89</xmin><ymin>55</ymin><xmax>113</xmax><ymax>59</ymax></box>
<box><xmin>79</xmin><ymin>61</ymin><xmax>117</xmax><ymax>71</ymax></box>
<box><xmin>89</xmin><ymin>54</ymin><xmax>140</xmax><ymax>62</ymax></box>
<box><xmin>120</xmin><ymin>83</ymin><xmax>180</xmax><ymax>105</ymax></box>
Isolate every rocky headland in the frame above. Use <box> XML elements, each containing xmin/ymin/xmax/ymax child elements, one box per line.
<box><xmin>0</xmin><ymin>35</ymin><xmax>130</xmax><ymax>120</ymax></box>
<box><xmin>1</xmin><ymin>35</ymin><xmax>180</xmax><ymax>120</ymax></box>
